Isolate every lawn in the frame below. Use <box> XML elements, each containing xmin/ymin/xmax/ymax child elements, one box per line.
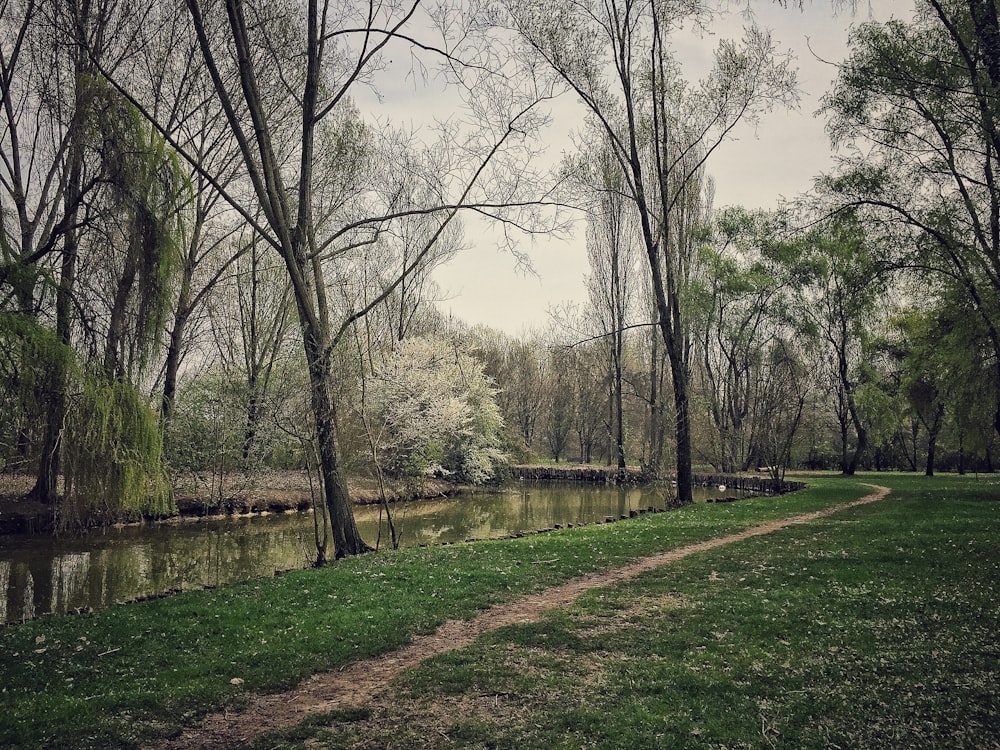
<box><xmin>1</xmin><ymin>473</ymin><xmax>997</xmax><ymax>748</ymax></box>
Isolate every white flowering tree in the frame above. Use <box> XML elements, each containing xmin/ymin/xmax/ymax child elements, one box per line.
<box><xmin>369</xmin><ymin>338</ymin><xmax>508</xmax><ymax>485</ymax></box>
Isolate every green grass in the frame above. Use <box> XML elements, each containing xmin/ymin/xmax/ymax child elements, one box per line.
<box><xmin>2</xmin><ymin>474</ymin><xmax>997</xmax><ymax>748</ymax></box>
<box><xmin>291</xmin><ymin>472</ymin><xmax>999</xmax><ymax>749</ymax></box>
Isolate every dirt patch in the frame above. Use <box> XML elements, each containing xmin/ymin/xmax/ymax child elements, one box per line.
<box><xmin>151</xmin><ymin>484</ymin><xmax>890</xmax><ymax>750</ymax></box>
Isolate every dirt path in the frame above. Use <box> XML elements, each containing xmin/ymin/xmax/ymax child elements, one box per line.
<box><xmin>153</xmin><ymin>484</ymin><xmax>890</xmax><ymax>749</ymax></box>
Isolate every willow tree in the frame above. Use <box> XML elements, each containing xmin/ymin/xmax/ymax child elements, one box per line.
<box><xmin>59</xmin><ymin>78</ymin><xmax>187</xmax><ymax>528</ymax></box>
<box><xmin>1</xmin><ymin>0</ymin><xmax>110</xmax><ymax>498</ymax></box>
<box><xmin>1</xmin><ymin>0</ymin><xmax>183</xmax><ymax>514</ymax></box>
<box><xmin>822</xmin><ymin>2</ymin><xmax>1000</xmax><ymax>439</ymax></box>
<box><xmin>505</xmin><ymin>1</ymin><xmax>797</xmax><ymax>502</ymax></box>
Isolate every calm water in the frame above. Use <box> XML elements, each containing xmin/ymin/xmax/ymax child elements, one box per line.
<box><xmin>0</xmin><ymin>481</ymin><xmax>736</xmax><ymax>624</ymax></box>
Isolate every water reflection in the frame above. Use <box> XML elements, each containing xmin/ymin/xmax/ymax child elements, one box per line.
<box><xmin>0</xmin><ymin>481</ymin><xmax>733</xmax><ymax>624</ymax></box>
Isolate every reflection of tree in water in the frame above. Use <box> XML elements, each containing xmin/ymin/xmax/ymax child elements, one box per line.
<box><xmin>51</xmin><ymin>551</ymin><xmax>90</xmax><ymax>616</ymax></box>
<box><xmin>5</xmin><ymin>563</ymin><xmax>36</xmax><ymax>623</ymax></box>
<box><xmin>96</xmin><ymin>544</ymin><xmax>152</xmax><ymax>610</ymax></box>
<box><xmin>4</xmin><ymin>557</ymin><xmax>53</xmax><ymax>622</ymax></box>
<box><xmin>21</xmin><ymin>569</ymin><xmax>33</xmax><ymax>621</ymax></box>
<box><xmin>0</xmin><ymin>515</ymin><xmax>319</xmax><ymax>623</ymax></box>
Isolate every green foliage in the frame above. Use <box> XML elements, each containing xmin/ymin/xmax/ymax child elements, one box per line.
<box><xmin>77</xmin><ymin>74</ymin><xmax>189</xmax><ymax>379</ymax></box>
<box><xmin>61</xmin><ymin>375</ymin><xmax>173</xmax><ymax>527</ymax></box>
<box><xmin>164</xmin><ymin>374</ymin><xmax>250</xmax><ymax>474</ymax></box>
<box><xmin>854</xmin><ymin>379</ymin><xmax>898</xmax><ymax>446</ymax></box>
<box><xmin>820</xmin><ymin>4</ymin><xmax>1000</xmax><ymax>456</ymax></box>
<box><xmin>164</xmin><ymin>370</ymin><xmax>307</xmax><ymax>473</ymax></box>
<box><xmin>887</xmin><ymin>298</ymin><xmax>998</xmax><ymax>464</ymax></box>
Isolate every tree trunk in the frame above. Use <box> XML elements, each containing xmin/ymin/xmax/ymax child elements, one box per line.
<box><xmin>161</xmin><ymin>306</ymin><xmax>188</xmax><ymax>424</ymax></box>
<box><xmin>667</xmin><ymin>341</ymin><xmax>693</xmax><ymax>504</ymax></box>
<box><xmin>301</xmin><ymin>322</ymin><xmax>371</xmax><ymax>559</ymax></box>
<box><xmin>31</xmin><ymin>93</ymin><xmax>85</xmax><ymax>505</ymax></box>
<box><xmin>647</xmin><ymin>329</ymin><xmax>668</xmax><ymax>476</ymax></box>
<box><xmin>161</xmin><ymin>218</ymin><xmax>201</xmax><ymax>424</ymax></box>
<box><xmin>613</xmin><ymin>333</ymin><xmax>626</xmax><ymax>474</ymax></box>
<box><xmin>925</xmin><ymin>429</ymin><xmax>938</xmax><ymax>477</ymax></box>
<box><xmin>104</xmin><ymin>238</ymin><xmax>140</xmax><ymax>378</ymax></box>
<box><xmin>846</xmin><ymin>423</ymin><xmax>866</xmax><ymax>476</ymax></box>
<box><xmin>925</xmin><ymin>404</ymin><xmax>944</xmax><ymax>477</ymax></box>
<box><xmin>839</xmin><ymin>411</ymin><xmax>850</xmax><ymax>474</ymax></box>
<box><xmin>243</xmin><ymin>374</ymin><xmax>262</xmax><ymax>465</ymax></box>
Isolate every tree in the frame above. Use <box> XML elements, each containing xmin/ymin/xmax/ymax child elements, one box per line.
<box><xmin>889</xmin><ymin>293</ymin><xmax>993</xmax><ymax>476</ymax></box>
<box><xmin>691</xmin><ymin>208</ymin><xmax>796</xmax><ymax>473</ymax></box>
<box><xmin>791</xmin><ymin>217</ymin><xmax>891</xmax><ymax>474</ymax></box>
<box><xmin>505</xmin><ymin>1</ymin><xmax>797</xmax><ymax>502</ymax></box>
<box><xmin>570</xmin><ymin>341</ymin><xmax>607</xmax><ymax>465</ymax></box>
<box><xmin>543</xmin><ymin>345</ymin><xmax>574</xmax><ymax>463</ymax></box>
<box><xmin>2</xmin><ymin>0</ymin><xmax>190</xmax><ymax>522</ymax></box>
<box><xmin>95</xmin><ymin>0</ymin><xmax>554</xmax><ymax>558</ymax></box>
<box><xmin>205</xmin><ymin>229</ymin><xmax>297</xmax><ymax>470</ymax></box>
<box><xmin>58</xmin><ymin>81</ymin><xmax>188</xmax><ymax>528</ymax></box>
<box><xmin>822</xmin><ymin>2</ymin><xmax>1000</xmax><ymax>440</ymax></box>
<box><xmin>501</xmin><ymin>337</ymin><xmax>547</xmax><ymax>454</ymax></box>
<box><xmin>144</xmin><ymin>10</ymin><xmax>251</xmax><ymax>427</ymax></box>
<box><xmin>576</xmin><ymin>138</ymin><xmax>640</xmax><ymax>473</ymax></box>
<box><xmin>1</xmin><ymin>0</ymin><xmax>117</xmax><ymax>500</ymax></box>
<box><xmin>368</xmin><ymin>336</ymin><xmax>508</xmax><ymax>484</ymax></box>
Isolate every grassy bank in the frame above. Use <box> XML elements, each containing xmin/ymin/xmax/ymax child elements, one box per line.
<box><xmin>1</xmin><ymin>474</ymin><xmax>997</xmax><ymax>747</ymax></box>
<box><xmin>0</xmin><ymin>471</ymin><xmax>466</xmax><ymax>533</ymax></box>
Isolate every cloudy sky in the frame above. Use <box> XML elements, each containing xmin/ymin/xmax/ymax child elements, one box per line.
<box><xmin>427</xmin><ymin>1</ymin><xmax>903</xmax><ymax>335</ymax></box>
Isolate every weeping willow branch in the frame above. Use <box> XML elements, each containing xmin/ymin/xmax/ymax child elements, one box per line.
<box><xmin>77</xmin><ymin>74</ymin><xmax>191</xmax><ymax>381</ymax></box>
<box><xmin>61</xmin><ymin>375</ymin><xmax>174</xmax><ymax>530</ymax></box>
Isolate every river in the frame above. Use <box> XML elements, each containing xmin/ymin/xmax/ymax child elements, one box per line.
<box><xmin>0</xmin><ymin>481</ymin><xmax>738</xmax><ymax>624</ymax></box>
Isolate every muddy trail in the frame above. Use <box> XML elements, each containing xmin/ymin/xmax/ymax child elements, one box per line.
<box><xmin>152</xmin><ymin>485</ymin><xmax>891</xmax><ymax>749</ymax></box>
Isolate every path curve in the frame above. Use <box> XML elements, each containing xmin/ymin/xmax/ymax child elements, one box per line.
<box><xmin>152</xmin><ymin>484</ymin><xmax>890</xmax><ymax>749</ymax></box>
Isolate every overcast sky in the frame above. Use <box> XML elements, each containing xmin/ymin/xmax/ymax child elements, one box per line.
<box><xmin>427</xmin><ymin>1</ymin><xmax>903</xmax><ymax>335</ymax></box>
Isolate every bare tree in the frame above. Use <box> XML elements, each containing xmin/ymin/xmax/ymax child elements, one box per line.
<box><xmin>89</xmin><ymin>0</ymin><xmax>556</xmax><ymax>558</ymax></box>
<box><xmin>505</xmin><ymin>2</ymin><xmax>797</xmax><ymax>503</ymax></box>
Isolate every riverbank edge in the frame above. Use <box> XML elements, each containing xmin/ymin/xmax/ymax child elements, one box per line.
<box><xmin>511</xmin><ymin>464</ymin><xmax>805</xmax><ymax>494</ymax></box>
<box><xmin>0</xmin><ymin>473</ymin><xmax>471</xmax><ymax>535</ymax></box>
<box><xmin>0</xmin><ymin>466</ymin><xmax>803</xmax><ymax>535</ymax></box>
